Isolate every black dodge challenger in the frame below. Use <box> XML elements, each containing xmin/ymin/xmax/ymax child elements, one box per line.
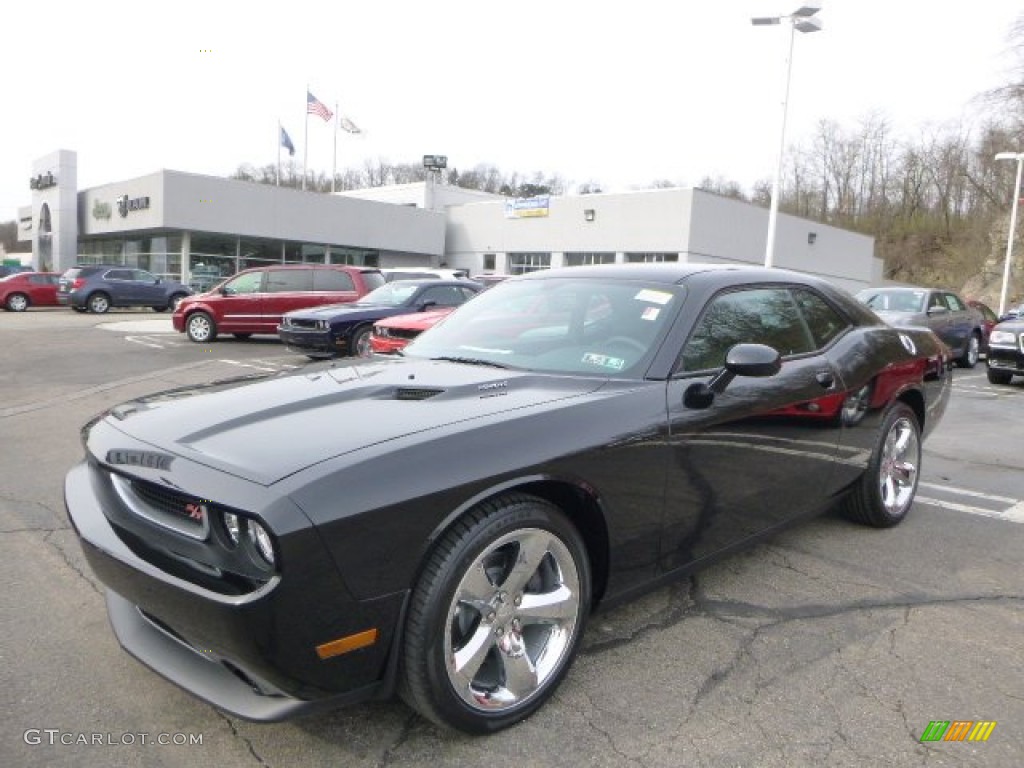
<box><xmin>65</xmin><ymin>264</ymin><xmax>952</xmax><ymax>733</ymax></box>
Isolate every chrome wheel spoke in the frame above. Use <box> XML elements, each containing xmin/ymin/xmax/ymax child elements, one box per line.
<box><xmin>457</xmin><ymin>564</ymin><xmax>495</xmax><ymax>613</ymax></box>
<box><xmin>497</xmin><ymin>641</ymin><xmax>539</xmax><ymax>700</ymax></box>
<box><xmin>451</xmin><ymin>624</ymin><xmax>495</xmax><ymax>686</ymax></box>
<box><xmin>498</xmin><ymin>530</ymin><xmax>551</xmax><ymax>596</ymax></box>
<box><xmin>517</xmin><ymin>585</ymin><xmax>578</xmax><ymax>624</ymax></box>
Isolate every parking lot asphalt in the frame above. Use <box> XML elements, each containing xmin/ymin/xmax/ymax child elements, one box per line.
<box><xmin>2</xmin><ymin>308</ymin><xmax>1022</xmax><ymax>768</ymax></box>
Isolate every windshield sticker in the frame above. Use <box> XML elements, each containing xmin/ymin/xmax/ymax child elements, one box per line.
<box><xmin>633</xmin><ymin>289</ymin><xmax>673</xmax><ymax>305</ymax></box>
<box><xmin>582</xmin><ymin>353</ymin><xmax>626</xmax><ymax>371</ymax></box>
<box><xmin>641</xmin><ymin>307</ymin><xmax>660</xmax><ymax>322</ymax></box>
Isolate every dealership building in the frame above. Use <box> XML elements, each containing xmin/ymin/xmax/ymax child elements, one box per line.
<box><xmin>20</xmin><ymin>149</ymin><xmax>881</xmax><ymax>293</ymax></box>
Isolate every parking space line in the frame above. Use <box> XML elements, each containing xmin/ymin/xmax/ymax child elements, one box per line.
<box><xmin>918</xmin><ymin>482</ymin><xmax>1018</xmax><ymax>505</ymax></box>
<box><xmin>917</xmin><ymin>496</ymin><xmax>1024</xmax><ymax>524</ymax></box>
<box><xmin>217</xmin><ymin>359</ymin><xmax>281</xmax><ymax>373</ymax></box>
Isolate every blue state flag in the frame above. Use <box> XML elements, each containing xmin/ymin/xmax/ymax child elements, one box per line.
<box><xmin>280</xmin><ymin>126</ymin><xmax>296</xmax><ymax>156</ymax></box>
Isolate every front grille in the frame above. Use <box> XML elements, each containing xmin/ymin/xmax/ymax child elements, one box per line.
<box><xmin>390</xmin><ymin>328</ymin><xmax>421</xmax><ymax>341</ymax></box>
<box><xmin>285</xmin><ymin>317</ymin><xmax>320</xmax><ymax>330</ymax></box>
<box><xmin>111</xmin><ymin>474</ymin><xmax>218</xmax><ymax>540</ymax></box>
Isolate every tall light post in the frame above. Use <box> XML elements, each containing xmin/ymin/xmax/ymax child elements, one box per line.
<box><xmin>752</xmin><ymin>2</ymin><xmax>823</xmax><ymax>268</ymax></box>
<box><xmin>994</xmin><ymin>151</ymin><xmax>1023</xmax><ymax>317</ymax></box>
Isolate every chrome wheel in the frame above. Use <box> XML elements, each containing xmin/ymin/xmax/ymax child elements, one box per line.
<box><xmin>878</xmin><ymin>415</ymin><xmax>920</xmax><ymax>517</ymax></box>
<box><xmin>186</xmin><ymin>312</ymin><xmax>216</xmax><ymax>343</ymax></box>
<box><xmin>7</xmin><ymin>293</ymin><xmax>29</xmax><ymax>312</ymax></box>
<box><xmin>87</xmin><ymin>293</ymin><xmax>110</xmax><ymax>314</ymax></box>
<box><xmin>353</xmin><ymin>327</ymin><xmax>372</xmax><ymax>357</ymax></box>
<box><xmin>443</xmin><ymin>527</ymin><xmax>581</xmax><ymax>713</ymax></box>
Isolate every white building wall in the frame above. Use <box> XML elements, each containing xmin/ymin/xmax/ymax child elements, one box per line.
<box><xmin>686</xmin><ymin>191</ymin><xmax>876</xmax><ymax>293</ymax></box>
<box><xmin>30</xmin><ymin>149</ymin><xmax>78</xmax><ymax>272</ymax></box>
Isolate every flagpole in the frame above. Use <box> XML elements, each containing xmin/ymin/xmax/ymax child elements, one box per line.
<box><xmin>276</xmin><ymin>121</ymin><xmax>281</xmax><ymax>186</ymax></box>
<box><xmin>332</xmin><ymin>102</ymin><xmax>338</xmax><ymax>194</ymax></box>
<box><xmin>302</xmin><ymin>85</ymin><xmax>309</xmax><ymax>191</ymax></box>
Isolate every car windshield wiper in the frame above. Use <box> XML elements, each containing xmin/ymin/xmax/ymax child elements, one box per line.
<box><xmin>431</xmin><ymin>356</ymin><xmax>511</xmax><ymax>369</ymax></box>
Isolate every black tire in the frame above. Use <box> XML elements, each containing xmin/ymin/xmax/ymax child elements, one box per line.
<box><xmin>956</xmin><ymin>332</ymin><xmax>980</xmax><ymax>368</ymax></box>
<box><xmin>168</xmin><ymin>292</ymin><xmax>188</xmax><ymax>311</ymax></box>
<box><xmin>185</xmin><ymin>311</ymin><xmax>217</xmax><ymax>343</ymax></box>
<box><xmin>6</xmin><ymin>293</ymin><xmax>29</xmax><ymax>312</ymax></box>
<box><xmin>986</xmin><ymin>368</ymin><xmax>1013</xmax><ymax>385</ymax></box>
<box><xmin>842</xmin><ymin>402</ymin><xmax>921</xmax><ymax>528</ymax></box>
<box><xmin>152</xmin><ymin>306</ymin><xmax>168</xmax><ymax>313</ymax></box>
<box><xmin>233</xmin><ymin>333</ymin><xmax>253</xmax><ymax>340</ymax></box>
<box><xmin>71</xmin><ymin>306</ymin><xmax>87</xmax><ymax>313</ymax></box>
<box><xmin>351</xmin><ymin>325</ymin><xmax>373</xmax><ymax>358</ymax></box>
<box><xmin>399</xmin><ymin>494</ymin><xmax>590</xmax><ymax>733</ymax></box>
<box><xmin>87</xmin><ymin>292</ymin><xmax>111</xmax><ymax>314</ymax></box>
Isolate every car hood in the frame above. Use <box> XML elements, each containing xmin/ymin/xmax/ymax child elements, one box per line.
<box><xmin>97</xmin><ymin>359</ymin><xmax>607</xmax><ymax>486</ymax></box>
<box><xmin>287</xmin><ymin>302</ymin><xmax>393</xmax><ymax>319</ymax></box>
<box><xmin>377</xmin><ymin>308</ymin><xmax>454</xmax><ymax>330</ymax></box>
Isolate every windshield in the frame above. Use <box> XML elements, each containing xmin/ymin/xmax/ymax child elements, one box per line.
<box><xmin>857</xmin><ymin>289</ymin><xmax>926</xmax><ymax>313</ymax></box>
<box><xmin>356</xmin><ymin>281</ymin><xmax>419</xmax><ymax>307</ymax></box>
<box><xmin>403</xmin><ymin>276</ymin><xmax>681</xmax><ymax>376</ymax></box>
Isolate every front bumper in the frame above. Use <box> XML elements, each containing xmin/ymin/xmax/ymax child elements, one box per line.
<box><xmin>65</xmin><ymin>458</ymin><xmax>404</xmax><ymax>720</ymax></box>
<box><xmin>370</xmin><ymin>334</ymin><xmax>409</xmax><ymax>354</ymax></box>
<box><xmin>987</xmin><ymin>345</ymin><xmax>1024</xmax><ymax>373</ymax></box>
<box><xmin>278</xmin><ymin>326</ymin><xmax>341</xmax><ymax>356</ymax></box>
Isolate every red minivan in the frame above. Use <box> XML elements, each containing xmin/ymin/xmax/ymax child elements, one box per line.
<box><xmin>172</xmin><ymin>265</ymin><xmax>385</xmax><ymax>342</ymax></box>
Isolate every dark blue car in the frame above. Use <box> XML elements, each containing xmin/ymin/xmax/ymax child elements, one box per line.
<box><xmin>57</xmin><ymin>265</ymin><xmax>192</xmax><ymax>314</ymax></box>
<box><xmin>278</xmin><ymin>279</ymin><xmax>481</xmax><ymax>358</ymax></box>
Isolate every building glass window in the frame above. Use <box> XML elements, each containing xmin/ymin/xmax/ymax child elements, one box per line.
<box><xmin>483</xmin><ymin>253</ymin><xmax>496</xmax><ymax>271</ymax></box>
<box><xmin>565</xmin><ymin>252</ymin><xmax>615</xmax><ymax>267</ymax></box>
<box><xmin>626</xmin><ymin>252</ymin><xmax>678</xmax><ymax>263</ymax></box>
<box><xmin>508</xmin><ymin>252</ymin><xmax>551</xmax><ymax>275</ymax></box>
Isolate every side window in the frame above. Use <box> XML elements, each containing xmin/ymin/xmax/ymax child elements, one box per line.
<box><xmin>265</xmin><ymin>269</ymin><xmax>312</xmax><ymax>293</ymax></box>
<box><xmin>132</xmin><ymin>270</ymin><xmax>156</xmax><ymax>282</ymax></box>
<box><xmin>680</xmin><ymin>288</ymin><xmax>814</xmax><ymax>372</ymax></box>
<box><xmin>223</xmin><ymin>271</ymin><xmax>264</xmax><ymax>295</ymax></box>
<box><xmin>943</xmin><ymin>293</ymin><xmax>965</xmax><ymax>312</ymax></box>
<box><xmin>312</xmin><ymin>270</ymin><xmax>355</xmax><ymax>292</ymax></box>
<box><xmin>458</xmin><ymin>287</ymin><xmax>478</xmax><ymax>302</ymax></box>
<box><xmin>420</xmin><ymin>286</ymin><xmax>463</xmax><ymax>307</ymax></box>
<box><xmin>928</xmin><ymin>292</ymin><xmax>945</xmax><ymax>311</ymax></box>
<box><xmin>105</xmin><ymin>269</ymin><xmax>132</xmax><ymax>281</ymax></box>
<box><xmin>792</xmin><ymin>288</ymin><xmax>849</xmax><ymax>348</ymax></box>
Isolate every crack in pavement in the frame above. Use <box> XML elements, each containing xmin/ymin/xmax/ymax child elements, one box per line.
<box><xmin>43</xmin><ymin>529</ymin><xmax>102</xmax><ymax>596</ymax></box>
<box><xmin>576</xmin><ymin>688</ymin><xmax>645</xmax><ymax>766</ymax></box>
<box><xmin>374</xmin><ymin>712</ymin><xmax>418</xmax><ymax>768</ymax></box>
<box><xmin>214</xmin><ymin>711</ymin><xmax>271</xmax><ymax>767</ymax></box>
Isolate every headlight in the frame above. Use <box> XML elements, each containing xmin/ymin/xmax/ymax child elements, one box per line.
<box><xmin>222</xmin><ymin>512</ymin><xmax>241</xmax><ymax>544</ymax></box>
<box><xmin>989</xmin><ymin>330</ymin><xmax>1018</xmax><ymax>345</ymax></box>
<box><xmin>317</xmin><ymin>320</ymin><xmax>329</xmax><ymax>331</ymax></box>
<box><xmin>375</xmin><ymin>327</ymin><xmax>388</xmax><ymax>337</ymax></box>
<box><xmin>248</xmin><ymin>520</ymin><xmax>276</xmax><ymax>566</ymax></box>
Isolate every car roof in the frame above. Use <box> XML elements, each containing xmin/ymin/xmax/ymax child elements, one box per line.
<box><xmin>516</xmin><ymin>262</ymin><xmax>820</xmax><ymax>285</ymax></box>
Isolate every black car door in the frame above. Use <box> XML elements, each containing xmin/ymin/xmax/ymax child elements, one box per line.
<box><xmin>660</xmin><ymin>285</ymin><xmax>845</xmax><ymax>572</ymax></box>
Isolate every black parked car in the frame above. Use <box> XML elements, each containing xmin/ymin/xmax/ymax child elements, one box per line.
<box><xmin>65</xmin><ymin>264</ymin><xmax>951</xmax><ymax>734</ymax></box>
<box><xmin>278</xmin><ymin>279</ymin><xmax>482</xmax><ymax>358</ymax></box>
<box><xmin>985</xmin><ymin>314</ymin><xmax>1024</xmax><ymax>385</ymax></box>
<box><xmin>57</xmin><ymin>266</ymin><xmax>192</xmax><ymax>313</ymax></box>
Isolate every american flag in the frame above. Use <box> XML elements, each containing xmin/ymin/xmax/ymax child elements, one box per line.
<box><xmin>307</xmin><ymin>91</ymin><xmax>333</xmax><ymax>122</ymax></box>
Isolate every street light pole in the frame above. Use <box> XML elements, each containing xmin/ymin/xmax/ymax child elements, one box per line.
<box><xmin>752</xmin><ymin>3</ymin><xmax>823</xmax><ymax>268</ymax></box>
<box><xmin>994</xmin><ymin>151</ymin><xmax>1023</xmax><ymax>318</ymax></box>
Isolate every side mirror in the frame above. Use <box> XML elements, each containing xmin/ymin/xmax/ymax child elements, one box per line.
<box><xmin>684</xmin><ymin>343</ymin><xmax>782</xmax><ymax>409</ymax></box>
<box><xmin>419</xmin><ymin>300</ymin><xmax>437</xmax><ymax>311</ymax></box>
<box><xmin>926</xmin><ymin>305</ymin><xmax>948</xmax><ymax>316</ymax></box>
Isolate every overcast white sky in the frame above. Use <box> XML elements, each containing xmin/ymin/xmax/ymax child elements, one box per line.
<box><xmin>2</xmin><ymin>0</ymin><xmax>1021</xmax><ymax>225</ymax></box>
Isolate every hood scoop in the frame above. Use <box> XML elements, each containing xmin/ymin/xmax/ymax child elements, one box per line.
<box><xmin>393</xmin><ymin>387</ymin><xmax>445</xmax><ymax>401</ymax></box>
